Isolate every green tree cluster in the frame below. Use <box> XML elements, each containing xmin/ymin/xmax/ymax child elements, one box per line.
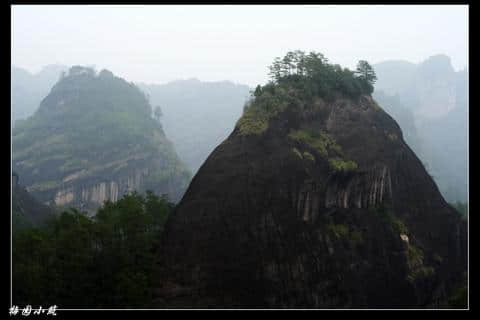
<box><xmin>237</xmin><ymin>51</ymin><xmax>377</xmax><ymax>135</ymax></box>
<box><xmin>12</xmin><ymin>191</ymin><xmax>174</xmax><ymax>308</ymax></box>
<box><xmin>267</xmin><ymin>50</ymin><xmax>377</xmax><ymax>99</ymax></box>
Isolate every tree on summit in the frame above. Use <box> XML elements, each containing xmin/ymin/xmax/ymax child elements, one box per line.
<box><xmin>355</xmin><ymin>60</ymin><xmax>377</xmax><ymax>84</ymax></box>
<box><xmin>355</xmin><ymin>60</ymin><xmax>377</xmax><ymax>95</ymax></box>
<box><xmin>253</xmin><ymin>85</ymin><xmax>262</xmax><ymax>97</ymax></box>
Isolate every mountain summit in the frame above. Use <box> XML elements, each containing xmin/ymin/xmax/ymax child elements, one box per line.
<box><xmin>157</xmin><ymin>52</ymin><xmax>467</xmax><ymax>308</ymax></box>
<box><xmin>12</xmin><ymin>66</ymin><xmax>191</xmax><ymax>212</ymax></box>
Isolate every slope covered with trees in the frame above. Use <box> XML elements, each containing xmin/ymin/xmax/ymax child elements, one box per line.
<box><xmin>13</xmin><ymin>192</ymin><xmax>173</xmax><ymax>308</ymax></box>
<box><xmin>12</xmin><ymin>66</ymin><xmax>191</xmax><ymax>212</ymax></box>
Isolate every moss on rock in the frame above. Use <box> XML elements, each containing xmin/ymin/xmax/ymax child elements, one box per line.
<box><xmin>328</xmin><ymin>158</ymin><xmax>358</xmax><ymax>172</ymax></box>
<box><xmin>327</xmin><ymin>223</ymin><xmax>349</xmax><ymax>238</ymax></box>
<box><xmin>303</xmin><ymin>151</ymin><xmax>315</xmax><ymax>162</ymax></box>
<box><xmin>292</xmin><ymin>148</ymin><xmax>303</xmax><ymax>159</ymax></box>
<box><xmin>288</xmin><ymin>129</ymin><xmax>339</xmax><ymax>157</ymax></box>
<box><xmin>236</xmin><ymin>110</ymin><xmax>269</xmax><ymax>136</ymax></box>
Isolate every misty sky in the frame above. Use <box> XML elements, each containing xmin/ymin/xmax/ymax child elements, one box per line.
<box><xmin>12</xmin><ymin>5</ymin><xmax>468</xmax><ymax>87</ymax></box>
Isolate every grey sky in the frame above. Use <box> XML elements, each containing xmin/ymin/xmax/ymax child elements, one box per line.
<box><xmin>12</xmin><ymin>5</ymin><xmax>468</xmax><ymax>87</ymax></box>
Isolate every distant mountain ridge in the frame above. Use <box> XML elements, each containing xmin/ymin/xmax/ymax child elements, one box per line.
<box><xmin>138</xmin><ymin>79</ymin><xmax>251</xmax><ymax>174</ymax></box>
<box><xmin>373</xmin><ymin>54</ymin><xmax>468</xmax><ymax>203</ymax></box>
<box><xmin>11</xmin><ymin>64</ymin><xmax>69</xmax><ymax>125</ymax></box>
<box><xmin>374</xmin><ymin>54</ymin><xmax>462</xmax><ymax>119</ymax></box>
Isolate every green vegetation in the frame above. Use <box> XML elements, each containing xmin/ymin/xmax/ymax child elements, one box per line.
<box><xmin>327</xmin><ymin>223</ymin><xmax>349</xmax><ymax>238</ymax></box>
<box><xmin>268</xmin><ymin>51</ymin><xmax>377</xmax><ymax>98</ymax></box>
<box><xmin>349</xmin><ymin>230</ymin><xmax>364</xmax><ymax>245</ymax></box>
<box><xmin>236</xmin><ymin>108</ymin><xmax>270</xmax><ymax>136</ymax></box>
<box><xmin>288</xmin><ymin>128</ymin><xmax>358</xmax><ymax>172</ymax></box>
<box><xmin>236</xmin><ymin>51</ymin><xmax>377</xmax><ymax>135</ymax></box>
<box><xmin>391</xmin><ymin>216</ymin><xmax>408</xmax><ymax>234</ymax></box>
<box><xmin>12</xmin><ymin>181</ymin><xmax>56</xmax><ymax>233</ymax></box>
<box><xmin>12</xmin><ymin>66</ymin><xmax>190</xmax><ymax>205</ymax></box>
<box><xmin>406</xmin><ymin>266</ymin><xmax>435</xmax><ymax>283</ymax></box>
<box><xmin>237</xmin><ymin>85</ymin><xmax>295</xmax><ymax>135</ymax></box>
<box><xmin>325</xmin><ymin>224</ymin><xmax>364</xmax><ymax>248</ymax></box>
<box><xmin>12</xmin><ymin>191</ymin><xmax>174</xmax><ymax>308</ymax></box>
<box><xmin>405</xmin><ymin>244</ymin><xmax>436</xmax><ymax>284</ymax></box>
<box><xmin>12</xmin><ymin>209</ymin><xmax>33</xmax><ymax>233</ymax></box>
<box><xmin>356</xmin><ymin>60</ymin><xmax>377</xmax><ymax>86</ymax></box>
<box><xmin>448</xmin><ymin>285</ymin><xmax>468</xmax><ymax>308</ymax></box>
<box><xmin>303</xmin><ymin>151</ymin><xmax>315</xmax><ymax>162</ymax></box>
<box><xmin>372</xmin><ymin>205</ymin><xmax>408</xmax><ymax>235</ymax></box>
<box><xmin>288</xmin><ymin>129</ymin><xmax>339</xmax><ymax>157</ymax></box>
<box><xmin>366</xmin><ymin>206</ymin><xmax>437</xmax><ymax>285</ymax></box>
<box><xmin>374</xmin><ymin>208</ymin><xmax>436</xmax><ymax>284</ymax></box>
<box><xmin>406</xmin><ymin>245</ymin><xmax>424</xmax><ymax>268</ymax></box>
<box><xmin>328</xmin><ymin>158</ymin><xmax>358</xmax><ymax>172</ymax></box>
<box><xmin>292</xmin><ymin>147</ymin><xmax>303</xmax><ymax>159</ymax></box>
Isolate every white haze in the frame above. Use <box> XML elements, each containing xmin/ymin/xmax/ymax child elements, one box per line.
<box><xmin>12</xmin><ymin>4</ymin><xmax>468</xmax><ymax>87</ymax></box>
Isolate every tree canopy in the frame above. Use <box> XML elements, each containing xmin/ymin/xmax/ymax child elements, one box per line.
<box><xmin>356</xmin><ymin>60</ymin><xmax>377</xmax><ymax>85</ymax></box>
<box><xmin>12</xmin><ymin>191</ymin><xmax>174</xmax><ymax>308</ymax></box>
<box><xmin>266</xmin><ymin>50</ymin><xmax>377</xmax><ymax>98</ymax></box>
<box><xmin>237</xmin><ymin>51</ymin><xmax>378</xmax><ymax>136</ymax></box>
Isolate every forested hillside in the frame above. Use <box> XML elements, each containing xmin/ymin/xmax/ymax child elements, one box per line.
<box><xmin>13</xmin><ymin>66</ymin><xmax>191</xmax><ymax>212</ymax></box>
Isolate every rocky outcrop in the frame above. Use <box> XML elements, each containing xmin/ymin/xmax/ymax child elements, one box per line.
<box><xmin>157</xmin><ymin>94</ymin><xmax>467</xmax><ymax>308</ymax></box>
<box><xmin>52</xmin><ymin>167</ymin><xmax>150</xmax><ymax>211</ymax></box>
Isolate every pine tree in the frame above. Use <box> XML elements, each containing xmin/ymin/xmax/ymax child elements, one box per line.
<box><xmin>355</xmin><ymin>60</ymin><xmax>377</xmax><ymax>84</ymax></box>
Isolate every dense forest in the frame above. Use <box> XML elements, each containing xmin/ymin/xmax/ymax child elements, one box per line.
<box><xmin>13</xmin><ymin>191</ymin><xmax>173</xmax><ymax>308</ymax></box>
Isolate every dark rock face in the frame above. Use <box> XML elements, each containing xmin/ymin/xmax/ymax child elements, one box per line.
<box><xmin>158</xmin><ymin>96</ymin><xmax>467</xmax><ymax>308</ymax></box>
